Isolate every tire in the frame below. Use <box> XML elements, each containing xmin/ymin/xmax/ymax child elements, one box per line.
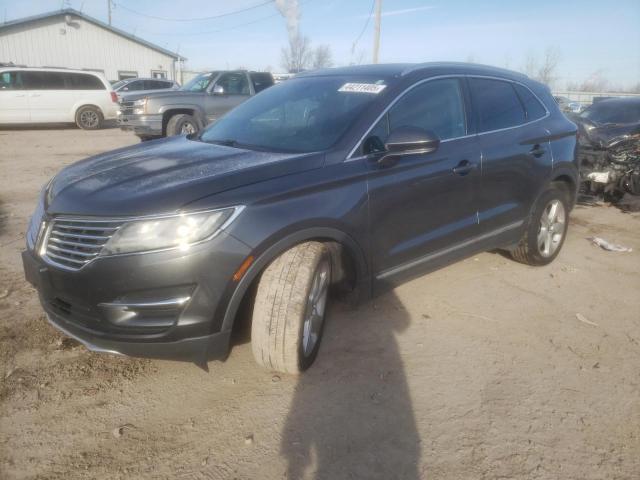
<box><xmin>251</xmin><ymin>242</ymin><xmax>331</xmax><ymax>374</ymax></box>
<box><xmin>166</xmin><ymin>114</ymin><xmax>199</xmax><ymax>136</ymax></box>
<box><xmin>511</xmin><ymin>183</ymin><xmax>570</xmax><ymax>266</ymax></box>
<box><xmin>75</xmin><ymin>106</ymin><xmax>103</xmax><ymax>130</ymax></box>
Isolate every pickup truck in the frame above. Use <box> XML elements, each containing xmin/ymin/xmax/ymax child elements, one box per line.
<box><xmin>118</xmin><ymin>70</ymin><xmax>274</xmax><ymax>140</ymax></box>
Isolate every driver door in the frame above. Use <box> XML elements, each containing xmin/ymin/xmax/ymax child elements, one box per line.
<box><xmin>205</xmin><ymin>72</ymin><xmax>251</xmax><ymax>124</ymax></box>
<box><xmin>363</xmin><ymin>78</ymin><xmax>481</xmax><ymax>283</ymax></box>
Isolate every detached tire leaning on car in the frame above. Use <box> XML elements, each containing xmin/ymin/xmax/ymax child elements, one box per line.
<box><xmin>75</xmin><ymin>106</ymin><xmax>103</xmax><ymax>130</ymax></box>
<box><xmin>511</xmin><ymin>182</ymin><xmax>570</xmax><ymax>266</ymax></box>
<box><xmin>166</xmin><ymin>114</ymin><xmax>199</xmax><ymax>136</ymax></box>
<box><xmin>251</xmin><ymin>242</ymin><xmax>331</xmax><ymax>374</ymax></box>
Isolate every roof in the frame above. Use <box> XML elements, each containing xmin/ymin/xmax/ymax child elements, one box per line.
<box><xmin>298</xmin><ymin>62</ymin><xmax>529</xmax><ymax>81</ymax></box>
<box><xmin>0</xmin><ymin>8</ymin><xmax>186</xmax><ymax>61</ymax></box>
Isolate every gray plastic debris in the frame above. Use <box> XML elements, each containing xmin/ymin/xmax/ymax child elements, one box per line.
<box><xmin>589</xmin><ymin>237</ymin><xmax>633</xmax><ymax>252</ymax></box>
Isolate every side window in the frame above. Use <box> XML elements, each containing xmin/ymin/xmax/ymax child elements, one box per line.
<box><xmin>67</xmin><ymin>73</ymin><xmax>105</xmax><ymax>90</ymax></box>
<box><xmin>0</xmin><ymin>71</ymin><xmax>22</xmax><ymax>90</ymax></box>
<box><xmin>216</xmin><ymin>72</ymin><xmax>250</xmax><ymax>95</ymax></box>
<box><xmin>388</xmin><ymin>78</ymin><xmax>466</xmax><ymax>140</ymax></box>
<box><xmin>127</xmin><ymin>80</ymin><xmax>144</xmax><ymax>91</ymax></box>
<box><xmin>513</xmin><ymin>84</ymin><xmax>547</xmax><ymax>121</ymax></box>
<box><xmin>469</xmin><ymin>78</ymin><xmax>526</xmax><ymax>132</ymax></box>
<box><xmin>250</xmin><ymin>73</ymin><xmax>274</xmax><ymax>93</ymax></box>
<box><xmin>22</xmin><ymin>72</ymin><xmax>66</xmax><ymax>90</ymax></box>
<box><xmin>149</xmin><ymin>80</ymin><xmax>170</xmax><ymax>89</ymax></box>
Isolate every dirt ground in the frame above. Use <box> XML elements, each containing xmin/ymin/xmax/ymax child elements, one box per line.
<box><xmin>0</xmin><ymin>126</ymin><xmax>639</xmax><ymax>480</ymax></box>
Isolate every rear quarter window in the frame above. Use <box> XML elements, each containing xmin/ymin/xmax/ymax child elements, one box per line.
<box><xmin>514</xmin><ymin>84</ymin><xmax>547</xmax><ymax>120</ymax></box>
<box><xmin>67</xmin><ymin>73</ymin><xmax>105</xmax><ymax>90</ymax></box>
<box><xmin>250</xmin><ymin>73</ymin><xmax>275</xmax><ymax>93</ymax></box>
<box><xmin>469</xmin><ymin>78</ymin><xmax>526</xmax><ymax>132</ymax></box>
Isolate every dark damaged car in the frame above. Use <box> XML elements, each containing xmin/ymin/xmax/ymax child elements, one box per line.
<box><xmin>573</xmin><ymin>97</ymin><xmax>640</xmax><ymax>201</ymax></box>
<box><xmin>23</xmin><ymin>63</ymin><xmax>579</xmax><ymax>373</ymax></box>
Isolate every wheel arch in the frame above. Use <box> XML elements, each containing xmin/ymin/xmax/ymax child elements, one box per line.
<box><xmin>161</xmin><ymin>107</ymin><xmax>204</xmax><ymax>135</ymax></box>
<box><xmin>550</xmin><ymin>169</ymin><xmax>579</xmax><ymax>207</ymax></box>
<box><xmin>74</xmin><ymin>103</ymin><xmax>104</xmax><ymax>119</ymax></box>
<box><xmin>218</xmin><ymin>227</ymin><xmax>370</xmax><ymax>334</ymax></box>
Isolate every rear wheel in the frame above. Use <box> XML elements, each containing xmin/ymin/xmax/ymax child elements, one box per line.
<box><xmin>511</xmin><ymin>183</ymin><xmax>570</xmax><ymax>266</ymax></box>
<box><xmin>166</xmin><ymin>114</ymin><xmax>199</xmax><ymax>136</ymax></box>
<box><xmin>75</xmin><ymin>106</ymin><xmax>103</xmax><ymax>130</ymax></box>
<box><xmin>251</xmin><ymin>242</ymin><xmax>331</xmax><ymax>374</ymax></box>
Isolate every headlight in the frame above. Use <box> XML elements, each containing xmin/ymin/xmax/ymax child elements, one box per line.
<box><xmin>132</xmin><ymin>97</ymin><xmax>147</xmax><ymax>115</ymax></box>
<box><xmin>26</xmin><ymin>186</ymin><xmax>46</xmax><ymax>250</ymax></box>
<box><xmin>102</xmin><ymin>207</ymin><xmax>242</xmax><ymax>255</ymax></box>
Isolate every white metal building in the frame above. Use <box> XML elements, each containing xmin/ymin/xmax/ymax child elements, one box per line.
<box><xmin>0</xmin><ymin>8</ymin><xmax>185</xmax><ymax>83</ymax></box>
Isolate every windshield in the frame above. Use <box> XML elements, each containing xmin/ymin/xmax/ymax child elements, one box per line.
<box><xmin>199</xmin><ymin>76</ymin><xmax>388</xmax><ymax>153</ymax></box>
<box><xmin>180</xmin><ymin>72</ymin><xmax>218</xmax><ymax>92</ymax></box>
<box><xmin>580</xmin><ymin>101</ymin><xmax>640</xmax><ymax>125</ymax></box>
<box><xmin>112</xmin><ymin>80</ymin><xmax>127</xmax><ymax>90</ymax></box>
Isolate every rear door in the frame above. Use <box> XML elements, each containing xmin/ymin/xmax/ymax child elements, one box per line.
<box><xmin>468</xmin><ymin>77</ymin><xmax>552</xmax><ymax>235</ymax></box>
<box><xmin>205</xmin><ymin>72</ymin><xmax>251</xmax><ymax>123</ymax></box>
<box><xmin>23</xmin><ymin>71</ymin><xmax>73</xmax><ymax>122</ymax></box>
<box><xmin>365</xmin><ymin>77</ymin><xmax>481</xmax><ymax>279</ymax></box>
<box><xmin>0</xmin><ymin>70</ymin><xmax>30</xmax><ymax>123</ymax></box>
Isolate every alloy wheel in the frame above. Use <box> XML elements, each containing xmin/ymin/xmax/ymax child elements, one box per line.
<box><xmin>537</xmin><ymin>199</ymin><xmax>566</xmax><ymax>257</ymax></box>
<box><xmin>302</xmin><ymin>259</ymin><xmax>330</xmax><ymax>357</ymax></box>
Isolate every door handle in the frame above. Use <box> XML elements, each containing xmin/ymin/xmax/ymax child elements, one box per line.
<box><xmin>529</xmin><ymin>144</ymin><xmax>546</xmax><ymax>157</ymax></box>
<box><xmin>452</xmin><ymin>160</ymin><xmax>476</xmax><ymax>176</ymax></box>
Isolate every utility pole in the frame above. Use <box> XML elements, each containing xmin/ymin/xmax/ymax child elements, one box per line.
<box><xmin>107</xmin><ymin>0</ymin><xmax>112</xmax><ymax>25</ymax></box>
<box><xmin>372</xmin><ymin>0</ymin><xmax>382</xmax><ymax>64</ymax></box>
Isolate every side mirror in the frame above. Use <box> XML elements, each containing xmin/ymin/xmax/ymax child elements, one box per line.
<box><xmin>378</xmin><ymin>127</ymin><xmax>440</xmax><ymax>167</ymax></box>
<box><xmin>212</xmin><ymin>84</ymin><xmax>225</xmax><ymax>95</ymax></box>
<box><xmin>122</xmin><ymin>86</ymin><xmax>129</xmax><ymax>91</ymax></box>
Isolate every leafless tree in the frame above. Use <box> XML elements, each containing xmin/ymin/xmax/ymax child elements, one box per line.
<box><xmin>520</xmin><ymin>47</ymin><xmax>561</xmax><ymax>87</ymax></box>
<box><xmin>312</xmin><ymin>44</ymin><xmax>333</xmax><ymax>69</ymax></box>
<box><xmin>523</xmin><ymin>51</ymin><xmax>537</xmax><ymax>78</ymax></box>
<box><xmin>578</xmin><ymin>70</ymin><xmax>610</xmax><ymax>92</ymax></box>
<box><xmin>280</xmin><ymin>34</ymin><xmax>312</xmax><ymax>73</ymax></box>
<box><xmin>536</xmin><ymin>47</ymin><xmax>561</xmax><ymax>85</ymax></box>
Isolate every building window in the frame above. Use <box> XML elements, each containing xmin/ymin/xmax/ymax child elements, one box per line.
<box><xmin>151</xmin><ymin>70</ymin><xmax>167</xmax><ymax>79</ymax></box>
<box><xmin>118</xmin><ymin>71</ymin><xmax>138</xmax><ymax>80</ymax></box>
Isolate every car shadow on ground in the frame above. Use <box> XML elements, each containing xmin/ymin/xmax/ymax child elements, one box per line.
<box><xmin>274</xmin><ymin>292</ymin><xmax>421</xmax><ymax>479</ymax></box>
<box><xmin>0</xmin><ymin>120</ymin><xmax>118</xmax><ymax>131</ymax></box>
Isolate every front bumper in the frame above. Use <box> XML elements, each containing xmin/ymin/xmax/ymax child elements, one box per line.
<box><xmin>117</xmin><ymin>113</ymin><xmax>163</xmax><ymax>137</ymax></box>
<box><xmin>22</xmin><ymin>231</ymin><xmax>251</xmax><ymax>363</ymax></box>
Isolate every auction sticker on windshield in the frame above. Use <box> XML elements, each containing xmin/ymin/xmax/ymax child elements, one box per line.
<box><xmin>338</xmin><ymin>83</ymin><xmax>387</xmax><ymax>94</ymax></box>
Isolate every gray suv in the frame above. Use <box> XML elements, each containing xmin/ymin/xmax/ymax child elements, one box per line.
<box><xmin>118</xmin><ymin>70</ymin><xmax>274</xmax><ymax>140</ymax></box>
<box><xmin>23</xmin><ymin>63</ymin><xmax>578</xmax><ymax>373</ymax></box>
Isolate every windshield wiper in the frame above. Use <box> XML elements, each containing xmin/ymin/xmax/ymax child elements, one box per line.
<box><xmin>207</xmin><ymin>139</ymin><xmax>244</xmax><ymax>148</ymax></box>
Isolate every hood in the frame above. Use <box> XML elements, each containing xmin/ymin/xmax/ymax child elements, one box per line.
<box><xmin>574</xmin><ymin>116</ymin><xmax>640</xmax><ymax>149</ymax></box>
<box><xmin>46</xmin><ymin>136</ymin><xmax>323</xmax><ymax>217</ymax></box>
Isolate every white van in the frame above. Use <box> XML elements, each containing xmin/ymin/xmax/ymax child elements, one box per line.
<box><xmin>0</xmin><ymin>67</ymin><xmax>118</xmax><ymax>129</ymax></box>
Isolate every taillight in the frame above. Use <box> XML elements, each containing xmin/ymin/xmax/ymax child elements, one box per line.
<box><xmin>110</xmin><ymin>91</ymin><xmax>118</xmax><ymax>103</ymax></box>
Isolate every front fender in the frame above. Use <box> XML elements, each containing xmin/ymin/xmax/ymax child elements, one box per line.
<box><xmin>216</xmin><ymin>226</ymin><xmax>370</xmax><ymax>334</ymax></box>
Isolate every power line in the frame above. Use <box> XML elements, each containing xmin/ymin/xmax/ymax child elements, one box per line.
<box><xmin>130</xmin><ymin>0</ymin><xmax>314</xmax><ymax>37</ymax></box>
<box><xmin>351</xmin><ymin>0</ymin><xmax>376</xmax><ymax>54</ymax></box>
<box><xmin>115</xmin><ymin>0</ymin><xmax>274</xmax><ymax>22</ymax></box>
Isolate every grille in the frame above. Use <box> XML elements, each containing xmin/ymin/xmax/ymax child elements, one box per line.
<box><xmin>43</xmin><ymin>218</ymin><xmax>123</xmax><ymax>270</ymax></box>
<box><xmin>119</xmin><ymin>101</ymin><xmax>135</xmax><ymax>115</ymax></box>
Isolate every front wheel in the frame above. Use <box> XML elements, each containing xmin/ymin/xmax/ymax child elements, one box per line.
<box><xmin>251</xmin><ymin>242</ymin><xmax>331</xmax><ymax>374</ymax></box>
<box><xmin>511</xmin><ymin>183</ymin><xmax>570</xmax><ymax>266</ymax></box>
<box><xmin>166</xmin><ymin>114</ymin><xmax>199</xmax><ymax>136</ymax></box>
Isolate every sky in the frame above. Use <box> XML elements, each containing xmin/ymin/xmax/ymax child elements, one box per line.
<box><xmin>1</xmin><ymin>0</ymin><xmax>639</xmax><ymax>89</ymax></box>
